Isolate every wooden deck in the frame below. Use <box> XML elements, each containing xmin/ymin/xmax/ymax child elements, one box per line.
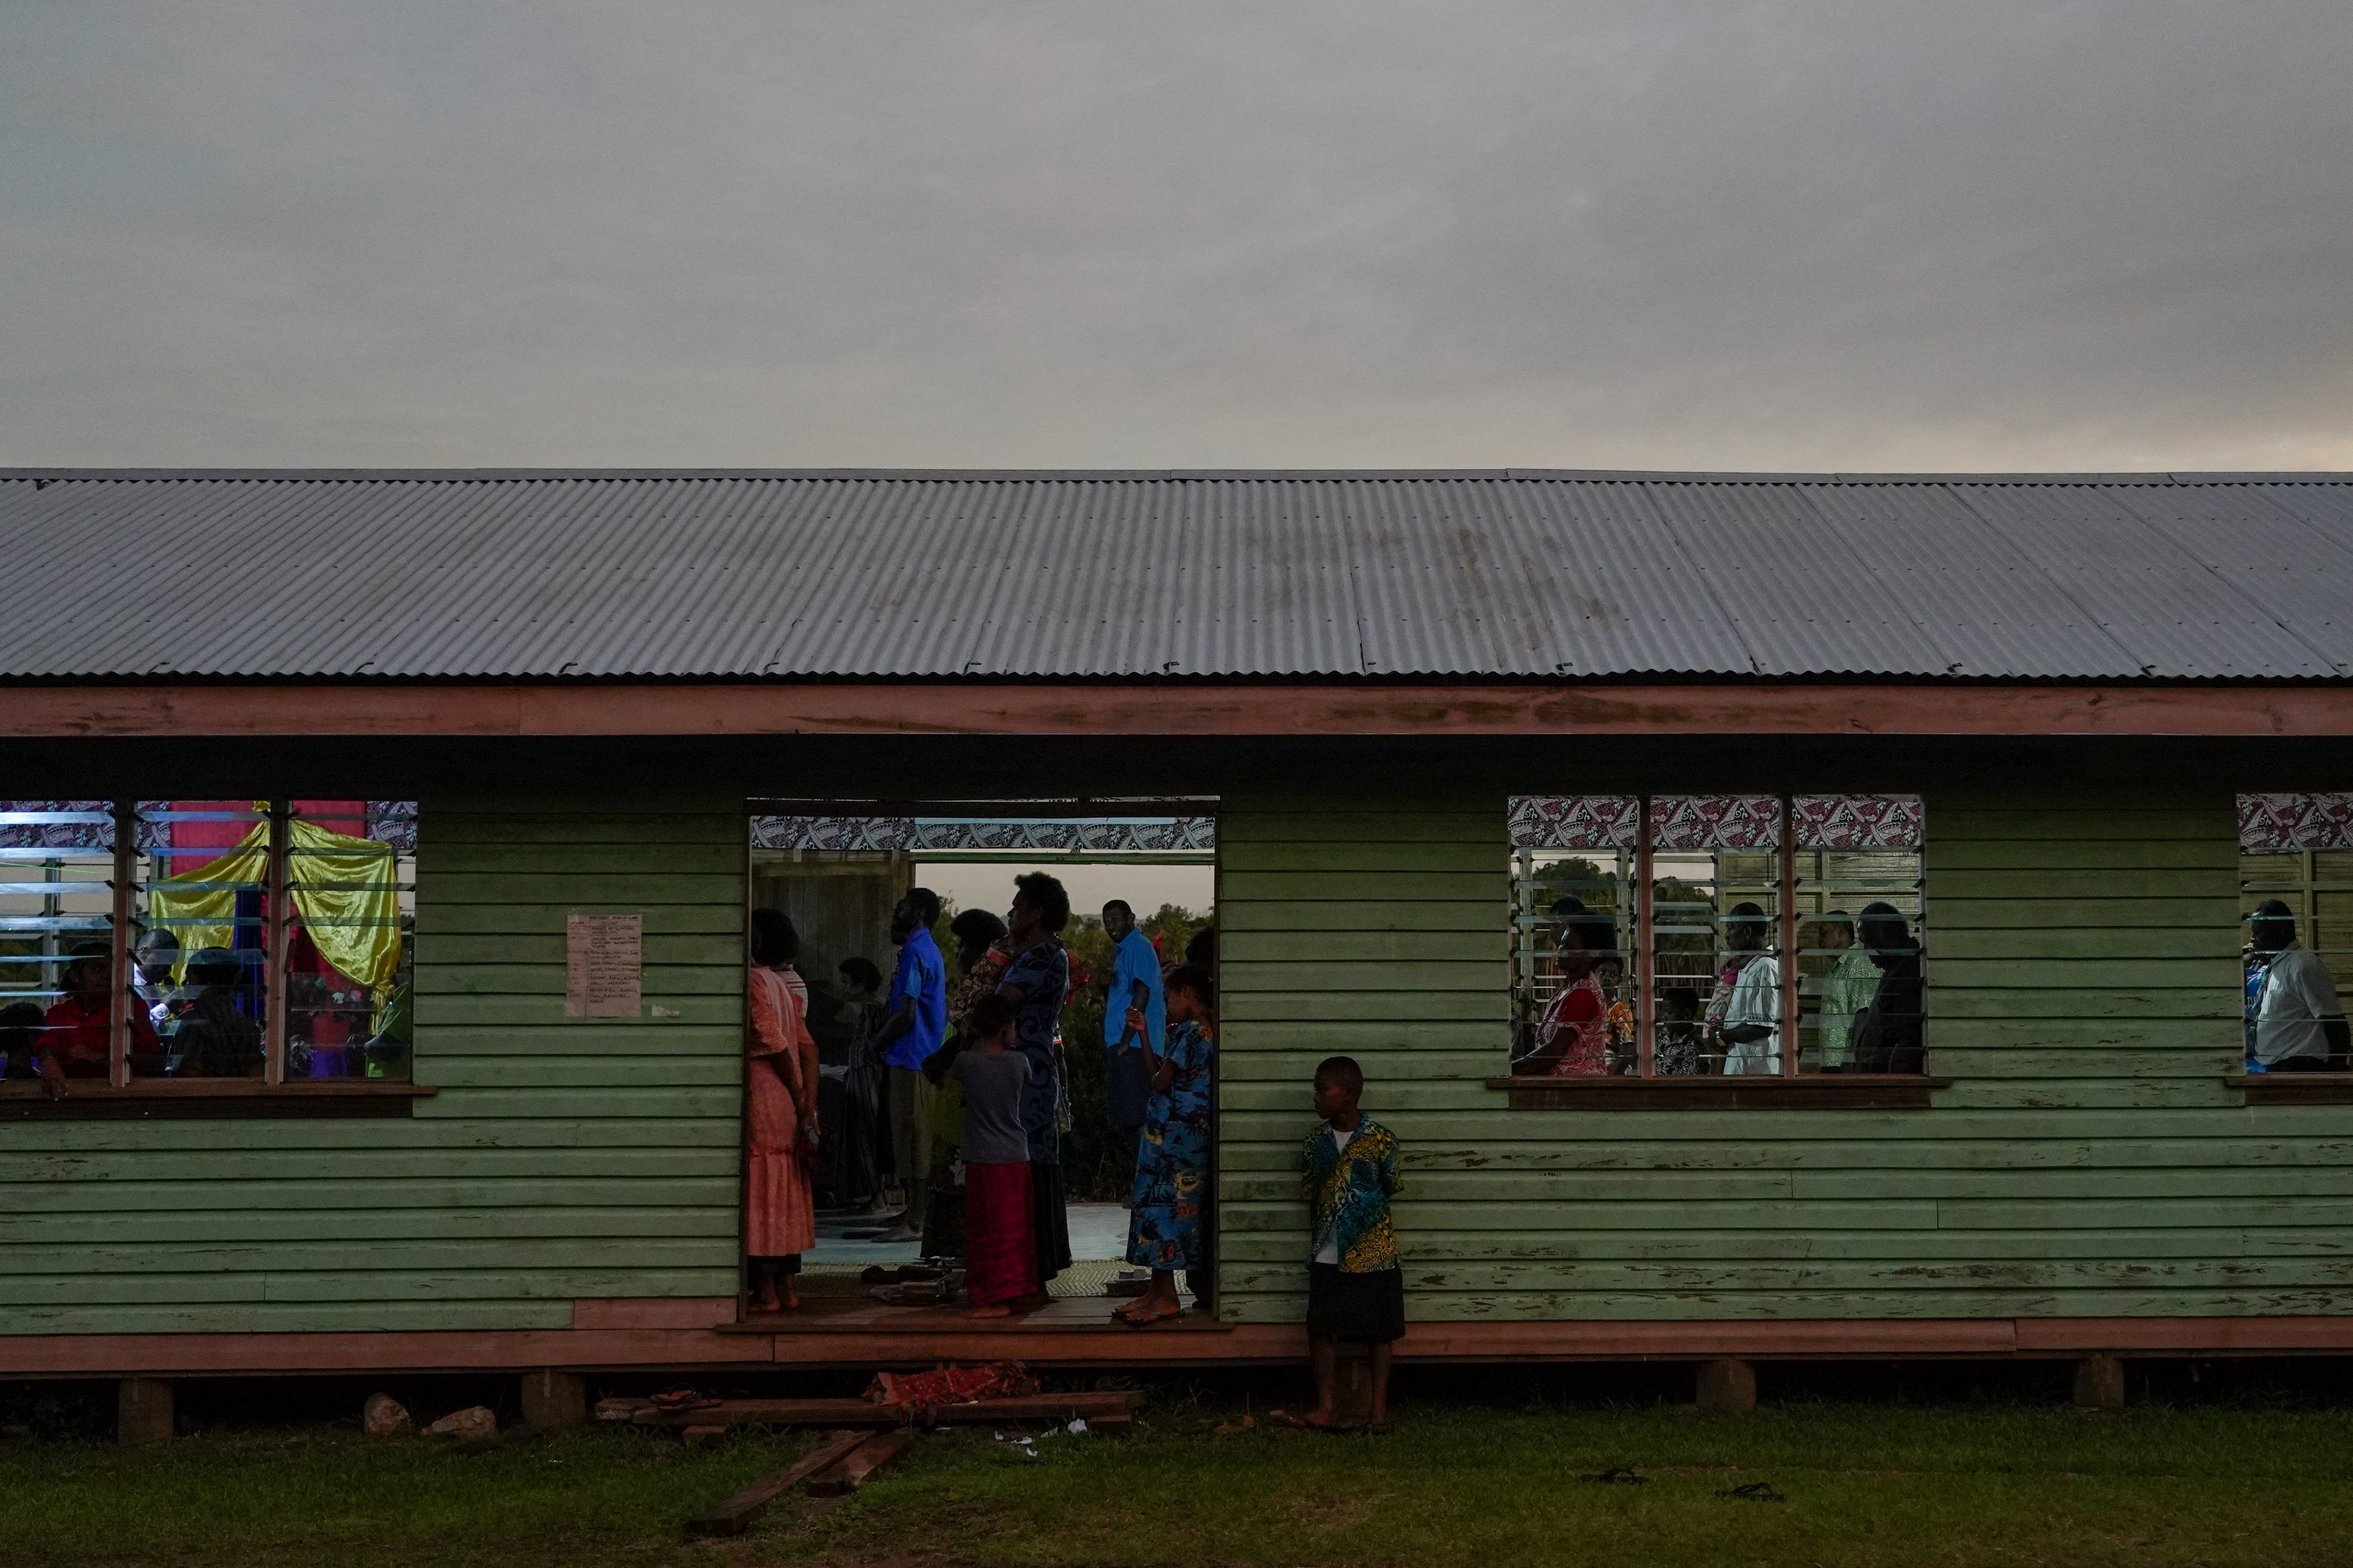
<box><xmin>9</xmin><ymin>1301</ymin><xmax>2353</xmax><ymax>1379</ymax></box>
<box><xmin>729</xmin><ymin>1292</ymin><xmax>1222</xmax><ymax>1336</ymax></box>
<box><xmin>729</xmin><ymin>1284</ymin><xmax>1241</xmax><ymax>1368</ymax></box>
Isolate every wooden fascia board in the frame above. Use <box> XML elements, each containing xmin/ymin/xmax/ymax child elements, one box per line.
<box><xmin>4</xmin><ymin>681</ymin><xmax>2352</xmax><ymax>738</ymax></box>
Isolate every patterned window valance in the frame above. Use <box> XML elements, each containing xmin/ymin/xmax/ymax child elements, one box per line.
<box><xmin>0</xmin><ymin>801</ymin><xmax>418</xmax><ymax>854</ymax></box>
<box><xmin>1508</xmin><ymin>795</ymin><xmax>1639</xmax><ymax>851</ymax></box>
<box><xmin>1512</xmin><ymin>794</ymin><xmax>1924</xmax><ymax>852</ymax></box>
<box><xmin>750</xmin><ymin>815</ymin><xmax>1216</xmax><ymax>855</ymax></box>
<box><xmin>2239</xmin><ymin>793</ymin><xmax>2353</xmax><ymax>853</ymax></box>
<box><xmin>1652</xmin><ymin>794</ymin><xmax>1782</xmax><ymax>851</ymax></box>
<box><xmin>1793</xmin><ymin>794</ymin><xmax>1924</xmax><ymax>851</ymax></box>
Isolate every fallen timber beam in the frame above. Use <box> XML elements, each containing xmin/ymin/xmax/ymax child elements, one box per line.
<box><xmin>806</xmin><ymin>1429</ymin><xmax>918</xmax><ymax>1498</ymax></box>
<box><xmin>601</xmin><ymin>1390</ymin><xmax>1144</xmax><ymax>1430</ymax></box>
<box><xmin>684</xmin><ymin>1428</ymin><xmax>869</xmax><ymax>1540</ymax></box>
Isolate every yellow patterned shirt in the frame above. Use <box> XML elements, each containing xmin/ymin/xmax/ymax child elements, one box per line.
<box><xmin>1301</xmin><ymin>1117</ymin><xmax>1403</xmax><ymax>1273</ymax></box>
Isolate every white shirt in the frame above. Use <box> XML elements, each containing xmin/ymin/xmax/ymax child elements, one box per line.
<box><xmin>2256</xmin><ymin>945</ymin><xmax>2344</xmax><ymax>1066</ymax></box>
<box><xmin>1721</xmin><ymin>954</ymin><xmax>1783</xmax><ymax>1075</ymax></box>
<box><xmin>1312</xmin><ymin>1124</ymin><xmax>1357</xmax><ymax>1264</ymax></box>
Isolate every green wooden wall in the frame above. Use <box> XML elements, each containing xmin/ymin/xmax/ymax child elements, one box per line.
<box><xmin>0</xmin><ymin>798</ymin><xmax>745</xmax><ymax>1334</ymax></box>
<box><xmin>1216</xmin><ymin>781</ymin><xmax>2353</xmax><ymax>1324</ymax></box>
<box><xmin>5</xmin><ymin>765</ymin><xmax>2346</xmax><ymax>1340</ymax></box>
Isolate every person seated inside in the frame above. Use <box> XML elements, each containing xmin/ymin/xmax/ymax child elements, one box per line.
<box><xmin>134</xmin><ymin>928</ymin><xmax>187</xmax><ymax>1034</ymax></box>
<box><xmin>0</xmin><ymin>1002</ymin><xmax>46</xmax><ymax>1080</ymax></box>
<box><xmin>1847</xmin><ymin>903</ymin><xmax>1926</xmax><ymax>1074</ymax></box>
<box><xmin>301</xmin><ymin>978</ymin><xmax>362</xmax><ymax>1077</ymax></box>
<box><xmin>1654</xmin><ymin>984</ymin><xmax>1703</xmax><ymax>1075</ymax></box>
<box><xmin>2248</xmin><ymin>898</ymin><xmax>2348</xmax><ymax>1072</ymax></box>
<box><xmin>172</xmin><ymin>948</ymin><xmax>265</xmax><ymax>1079</ymax></box>
<box><xmin>38</xmin><ymin>940</ymin><xmax>162</xmax><ymax>1094</ymax></box>
<box><xmin>839</xmin><ymin>956</ymin><xmax>884</xmax><ymax>1017</ymax></box>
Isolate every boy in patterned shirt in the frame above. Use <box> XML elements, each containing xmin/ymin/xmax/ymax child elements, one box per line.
<box><xmin>1294</xmin><ymin>1055</ymin><xmax>1404</xmax><ymax>1431</ymax></box>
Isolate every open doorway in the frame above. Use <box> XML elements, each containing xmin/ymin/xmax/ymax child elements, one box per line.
<box><xmin>744</xmin><ymin>799</ymin><xmax>1218</xmax><ymax>1322</ymax></box>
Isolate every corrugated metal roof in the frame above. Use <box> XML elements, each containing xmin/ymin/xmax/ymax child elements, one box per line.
<box><xmin>2</xmin><ymin>469</ymin><xmax>2349</xmax><ymax>682</ymax></box>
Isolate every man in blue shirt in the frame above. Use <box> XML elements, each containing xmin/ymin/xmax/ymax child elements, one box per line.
<box><xmin>1101</xmin><ymin>900</ymin><xmax>1166</xmax><ymax>1179</ymax></box>
<box><xmin>873</xmin><ymin>887</ymin><xmax>947</xmax><ymax>1241</ymax></box>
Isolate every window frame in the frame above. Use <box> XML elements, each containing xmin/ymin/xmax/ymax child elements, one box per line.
<box><xmin>2233</xmin><ymin>791</ymin><xmax>2353</xmax><ymax>1101</ymax></box>
<box><xmin>0</xmin><ymin>797</ymin><xmax>429</xmax><ymax>1117</ymax></box>
<box><xmin>1494</xmin><ymin>790</ymin><xmax>1943</xmax><ymax>1109</ymax></box>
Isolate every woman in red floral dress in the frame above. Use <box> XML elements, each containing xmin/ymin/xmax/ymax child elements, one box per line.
<box><xmin>1527</xmin><ymin>907</ymin><xmax>1621</xmax><ymax>1077</ymax></box>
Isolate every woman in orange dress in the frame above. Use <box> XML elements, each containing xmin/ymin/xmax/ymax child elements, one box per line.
<box><xmin>747</xmin><ymin>908</ymin><xmax>818</xmax><ymax>1312</ymax></box>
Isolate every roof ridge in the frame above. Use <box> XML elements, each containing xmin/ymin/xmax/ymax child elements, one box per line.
<box><xmin>1</xmin><ymin>468</ymin><xmax>2349</xmax><ymax>485</ymax></box>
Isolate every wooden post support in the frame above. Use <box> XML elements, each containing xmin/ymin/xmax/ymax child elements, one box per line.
<box><xmin>2072</xmin><ymin>1353</ymin><xmax>2127</xmax><ymax>1411</ymax></box>
<box><xmin>118</xmin><ymin>1377</ymin><xmax>173</xmax><ymax>1446</ymax></box>
<box><xmin>1778</xmin><ymin>799</ymin><xmax>1799</xmax><ymax>1078</ymax></box>
<box><xmin>1696</xmin><ymin>1358</ymin><xmax>1756</xmax><ymax>1416</ymax></box>
<box><xmin>520</xmin><ymin>1368</ymin><xmax>588</xmax><ymax>1428</ymax></box>
<box><xmin>107</xmin><ymin>800</ymin><xmax>138</xmax><ymax>1088</ymax></box>
<box><xmin>1635</xmin><ymin>793</ymin><xmax>1655</xmax><ymax>1078</ymax></box>
<box><xmin>263</xmin><ymin>802</ymin><xmax>292</xmax><ymax>1085</ymax></box>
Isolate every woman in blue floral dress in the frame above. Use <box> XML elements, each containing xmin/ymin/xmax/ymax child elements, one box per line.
<box><xmin>1118</xmin><ymin>964</ymin><xmax>1215</xmax><ymax>1325</ymax></box>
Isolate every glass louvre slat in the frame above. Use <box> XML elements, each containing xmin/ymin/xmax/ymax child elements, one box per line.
<box><xmin>1</xmin><ymin>799</ymin><xmax>418</xmax><ymax>1088</ymax></box>
<box><xmin>282</xmin><ymin>803</ymin><xmax>413</xmax><ymax>1082</ymax></box>
<box><xmin>1506</xmin><ymin>793</ymin><xmax>1928</xmax><ymax>1082</ymax></box>
<box><xmin>2240</xmin><ymin>798</ymin><xmax>2353</xmax><ymax>1059</ymax></box>
<box><xmin>1508</xmin><ymin>797</ymin><xmax>1638</xmax><ymax>1075</ymax></box>
<box><xmin>0</xmin><ymin>803</ymin><xmax>118</xmax><ymax>1082</ymax></box>
<box><xmin>1650</xmin><ymin>798</ymin><xmax>1783</xmax><ymax>1078</ymax></box>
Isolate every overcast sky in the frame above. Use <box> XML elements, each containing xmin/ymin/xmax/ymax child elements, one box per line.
<box><xmin>4</xmin><ymin>2</ymin><xmax>2349</xmax><ymax>473</ymax></box>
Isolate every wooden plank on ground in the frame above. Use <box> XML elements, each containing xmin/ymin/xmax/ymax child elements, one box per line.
<box><xmin>684</xmin><ymin>1427</ymin><xmax>868</xmax><ymax>1539</ymax></box>
<box><xmin>628</xmin><ymin>1390</ymin><xmax>1143</xmax><ymax>1429</ymax></box>
<box><xmin>805</xmin><ymin>1428</ymin><xmax>916</xmax><ymax>1498</ymax></box>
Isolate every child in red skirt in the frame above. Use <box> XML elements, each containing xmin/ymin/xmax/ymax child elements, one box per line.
<box><xmin>947</xmin><ymin>994</ymin><xmax>1039</xmax><ymax>1317</ymax></box>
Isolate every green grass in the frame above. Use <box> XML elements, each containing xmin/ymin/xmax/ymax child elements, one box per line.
<box><xmin>5</xmin><ymin>1401</ymin><xmax>2352</xmax><ymax>1567</ymax></box>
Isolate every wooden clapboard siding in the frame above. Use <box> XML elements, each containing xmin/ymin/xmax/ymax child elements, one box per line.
<box><xmin>1214</xmin><ymin>782</ymin><xmax>2353</xmax><ymax>1327</ymax></box>
<box><xmin>0</xmin><ymin>799</ymin><xmax>746</xmax><ymax>1336</ymax></box>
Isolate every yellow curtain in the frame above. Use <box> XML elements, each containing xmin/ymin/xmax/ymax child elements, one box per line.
<box><xmin>147</xmin><ymin>824</ymin><xmax>270</xmax><ymax>977</ymax></box>
<box><xmin>147</xmin><ymin>815</ymin><xmax>403</xmax><ymax>999</ymax></box>
<box><xmin>285</xmin><ymin>816</ymin><xmax>402</xmax><ymax>997</ymax></box>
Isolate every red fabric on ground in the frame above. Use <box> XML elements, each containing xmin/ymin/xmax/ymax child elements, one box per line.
<box><xmin>866</xmin><ymin>1360</ymin><xmax>1039</xmax><ymax>1414</ymax></box>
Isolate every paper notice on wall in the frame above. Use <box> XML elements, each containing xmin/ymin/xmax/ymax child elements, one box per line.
<box><xmin>565</xmin><ymin>914</ymin><xmax>643</xmax><ymax>1018</ymax></box>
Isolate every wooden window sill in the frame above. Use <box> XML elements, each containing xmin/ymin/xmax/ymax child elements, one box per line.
<box><xmin>1486</xmin><ymin>1075</ymin><xmax>1948</xmax><ymax>1110</ymax></box>
<box><xmin>2230</xmin><ymin>1074</ymin><xmax>2353</xmax><ymax>1106</ymax></box>
<box><xmin>0</xmin><ymin>1082</ymin><xmax>435</xmax><ymax>1119</ymax></box>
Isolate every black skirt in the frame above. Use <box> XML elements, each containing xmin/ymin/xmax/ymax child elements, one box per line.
<box><xmin>1030</xmin><ymin>1158</ymin><xmax>1072</xmax><ymax>1284</ymax></box>
<box><xmin>1307</xmin><ymin>1262</ymin><xmax>1405</xmax><ymax>1343</ymax></box>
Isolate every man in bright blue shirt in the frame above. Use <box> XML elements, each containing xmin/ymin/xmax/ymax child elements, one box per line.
<box><xmin>873</xmin><ymin>887</ymin><xmax>947</xmax><ymax>1241</ymax></box>
<box><xmin>1101</xmin><ymin>900</ymin><xmax>1166</xmax><ymax>1175</ymax></box>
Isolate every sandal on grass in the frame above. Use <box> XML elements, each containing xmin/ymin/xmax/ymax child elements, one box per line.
<box><xmin>1267</xmin><ymin>1409</ymin><xmax>1340</xmax><ymax>1432</ymax></box>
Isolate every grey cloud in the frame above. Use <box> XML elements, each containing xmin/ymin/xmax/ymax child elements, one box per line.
<box><xmin>2</xmin><ymin>1</ymin><xmax>2348</xmax><ymax>470</ymax></box>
